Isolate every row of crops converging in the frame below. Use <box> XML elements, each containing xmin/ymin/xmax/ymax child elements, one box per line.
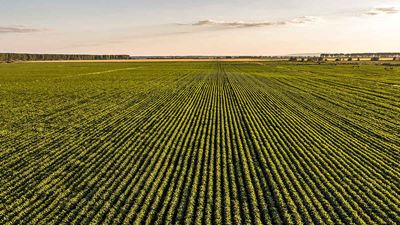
<box><xmin>1</xmin><ymin>62</ymin><xmax>399</xmax><ymax>224</ymax></box>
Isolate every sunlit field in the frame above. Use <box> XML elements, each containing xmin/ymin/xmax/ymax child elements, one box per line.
<box><xmin>1</xmin><ymin>61</ymin><xmax>399</xmax><ymax>224</ymax></box>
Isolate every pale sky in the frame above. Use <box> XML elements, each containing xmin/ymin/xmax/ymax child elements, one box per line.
<box><xmin>1</xmin><ymin>0</ymin><xmax>399</xmax><ymax>55</ymax></box>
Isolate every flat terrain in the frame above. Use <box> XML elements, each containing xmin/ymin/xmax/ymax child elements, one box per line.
<box><xmin>1</xmin><ymin>61</ymin><xmax>399</xmax><ymax>224</ymax></box>
<box><xmin>20</xmin><ymin>58</ymin><xmax>287</xmax><ymax>63</ymax></box>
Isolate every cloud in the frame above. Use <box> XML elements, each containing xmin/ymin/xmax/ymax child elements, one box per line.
<box><xmin>189</xmin><ymin>16</ymin><xmax>319</xmax><ymax>29</ymax></box>
<box><xmin>0</xmin><ymin>26</ymin><xmax>46</xmax><ymax>33</ymax></box>
<box><xmin>364</xmin><ymin>7</ymin><xmax>400</xmax><ymax>16</ymax></box>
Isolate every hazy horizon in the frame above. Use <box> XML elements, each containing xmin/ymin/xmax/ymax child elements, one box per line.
<box><xmin>1</xmin><ymin>0</ymin><xmax>400</xmax><ymax>55</ymax></box>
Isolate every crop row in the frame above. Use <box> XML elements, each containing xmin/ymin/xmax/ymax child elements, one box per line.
<box><xmin>1</xmin><ymin>62</ymin><xmax>399</xmax><ymax>224</ymax></box>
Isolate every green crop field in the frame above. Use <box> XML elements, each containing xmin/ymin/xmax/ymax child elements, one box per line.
<box><xmin>1</xmin><ymin>61</ymin><xmax>399</xmax><ymax>225</ymax></box>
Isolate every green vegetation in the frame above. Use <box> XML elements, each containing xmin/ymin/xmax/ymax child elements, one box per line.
<box><xmin>0</xmin><ymin>53</ymin><xmax>130</xmax><ymax>62</ymax></box>
<box><xmin>1</xmin><ymin>61</ymin><xmax>399</xmax><ymax>225</ymax></box>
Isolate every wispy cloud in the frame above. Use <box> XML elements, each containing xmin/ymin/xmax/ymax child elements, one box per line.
<box><xmin>0</xmin><ymin>26</ymin><xmax>47</xmax><ymax>33</ymax></box>
<box><xmin>364</xmin><ymin>7</ymin><xmax>400</xmax><ymax>16</ymax></box>
<box><xmin>187</xmin><ymin>16</ymin><xmax>319</xmax><ymax>29</ymax></box>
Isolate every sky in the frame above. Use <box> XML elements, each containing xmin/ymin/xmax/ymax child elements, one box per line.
<box><xmin>0</xmin><ymin>0</ymin><xmax>399</xmax><ymax>56</ymax></box>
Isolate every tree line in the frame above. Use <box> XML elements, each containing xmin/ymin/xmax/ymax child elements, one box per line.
<box><xmin>321</xmin><ymin>53</ymin><xmax>400</xmax><ymax>58</ymax></box>
<box><xmin>0</xmin><ymin>53</ymin><xmax>131</xmax><ymax>62</ymax></box>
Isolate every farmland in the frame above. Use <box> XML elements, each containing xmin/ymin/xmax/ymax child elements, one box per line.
<box><xmin>1</xmin><ymin>61</ymin><xmax>399</xmax><ymax>224</ymax></box>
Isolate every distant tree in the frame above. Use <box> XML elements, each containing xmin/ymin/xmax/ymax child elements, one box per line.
<box><xmin>0</xmin><ymin>53</ymin><xmax>130</xmax><ymax>61</ymax></box>
<box><xmin>371</xmin><ymin>57</ymin><xmax>380</xmax><ymax>61</ymax></box>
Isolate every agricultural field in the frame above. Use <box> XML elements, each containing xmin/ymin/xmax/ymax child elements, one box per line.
<box><xmin>1</xmin><ymin>61</ymin><xmax>399</xmax><ymax>225</ymax></box>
